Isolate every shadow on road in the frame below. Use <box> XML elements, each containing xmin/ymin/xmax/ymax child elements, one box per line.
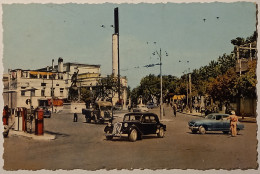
<box><xmin>186</xmin><ymin>131</ymin><xmax>243</xmax><ymax>137</ymax></box>
<box><xmin>44</xmin><ymin>130</ymin><xmax>70</xmax><ymax>138</ymax></box>
<box><xmin>104</xmin><ymin>135</ymin><xmax>162</xmax><ymax>142</ymax></box>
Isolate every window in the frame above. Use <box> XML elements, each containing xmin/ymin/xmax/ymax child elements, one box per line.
<box><xmin>21</xmin><ymin>87</ymin><xmax>26</xmax><ymax>96</ymax></box>
<box><xmin>31</xmin><ymin>90</ymin><xmax>35</xmax><ymax>97</ymax></box>
<box><xmin>216</xmin><ymin>115</ymin><xmax>222</xmax><ymax>120</ymax></box>
<box><xmin>30</xmin><ymin>74</ymin><xmax>37</xmax><ymax>79</ymax></box>
<box><xmin>150</xmin><ymin>116</ymin><xmax>156</xmax><ymax>123</ymax></box>
<box><xmin>144</xmin><ymin>116</ymin><xmax>150</xmax><ymax>123</ymax></box>
<box><xmin>60</xmin><ymin>88</ymin><xmax>64</xmax><ymax>96</ymax></box>
<box><xmin>51</xmin><ymin>88</ymin><xmax>55</xmax><ymax>96</ymax></box>
<box><xmin>41</xmin><ymin>90</ymin><xmax>45</xmax><ymax>97</ymax></box>
<box><xmin>21</xmin><ymin>91</ymin><xmax>25</xmax><ymax>96</ymax></box>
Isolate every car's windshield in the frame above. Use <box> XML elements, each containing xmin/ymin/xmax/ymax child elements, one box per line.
<box><xmin>100</xmin><ymin>106</ymin><xmax>112</xmax><ymax>111</ymax></box>
<box><xmin>123</xmin><ymin>114</ymin><xmax>142</xmax><ymax>121</ymax></box>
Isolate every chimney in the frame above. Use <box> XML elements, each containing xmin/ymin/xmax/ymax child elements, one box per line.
<box><xmin>52</xmin><ymin>59</ymin><xmax>54</xmax><ymax>71</ymax></box>
<box><xmin>58</xmin><ymin>57</ymin><xmax>63</xmax><ymax>79</ymax></box>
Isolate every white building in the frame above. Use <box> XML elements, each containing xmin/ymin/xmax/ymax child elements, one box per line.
<box><xmin>3</xmin><ymin>58</ymin><xmax>101</xmax><ymax>111</ymax></box>
<box><xmin>3</xmin><ymin>57</ymin><xmax>128</xmax><ymax>112</ymax></box>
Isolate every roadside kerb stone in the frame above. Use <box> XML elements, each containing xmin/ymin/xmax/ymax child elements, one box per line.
<box><xmin>8</xmin><ymin>130</ymin><xmax>56</xmax><ymax>140</ymax></box>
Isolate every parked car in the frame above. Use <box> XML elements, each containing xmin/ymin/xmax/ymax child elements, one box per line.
<box><xmin>188</xmin><ymin>113</ymin><xmax>244</xmax><ymax>134</ymax></box>
<box><xmin>43</xmin><ymin>110</ymin><xmax>52</xmax><ymax>118</ymax></box>
<box><xmin>133</xmin><ymin>105</ymin><xmax>148</xmax><ymax>112</ymax></box>
<box><xmin>147</xmin><ymin>102</ymin><xmax>157</xmax><ymax>109</ymax></box>
<box><xmin>104</xmin><ymin>112</ymin><xmax>166</xmax><ymax>142</ymax></box>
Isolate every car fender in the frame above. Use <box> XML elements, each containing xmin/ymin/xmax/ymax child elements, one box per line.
<box><xmin>104</xmin><ymin>126</ymin><xmax>113</xmax><ymax>133</ymax></box>
<box><xmin>129</xmin><ymin>125</ymin><xmax>143</xmax><ymax>135</ymax></box>
<box><xmin>196</xmin><ymin>123</ymin><xmax>208</xmax><ymax>130</ymax></box>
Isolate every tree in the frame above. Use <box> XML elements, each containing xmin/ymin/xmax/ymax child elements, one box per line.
<box><xmin>80</xmin><ymin>88</ymin><xmax>92</xmax><ymax>106</ymax></box>
<box><xmin>206</xmin><ymin>68</ymin><xmax>237</xmax><ymax>103</ymax></box>
<box><xmin>235</xmin><ymin>60</ymin><xmax>257</xmax><ymax>98</ymax></box>
<box><xmin>94</xmin><ymin>75</ymin><xmax>124</xmax><ymax>102</ymax></box>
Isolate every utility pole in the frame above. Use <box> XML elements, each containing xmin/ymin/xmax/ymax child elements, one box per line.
<box><xmin>159</xmin><ymin>48</ymin><xmax>163</xmax><ymax>120</ymax></box>
<box><xmin>236</xmin><ymin>46</ymin><xmax>241</xmax><ymax>76</ymax></box>
<box><xmin>189</xmin><ymin>73</ymin><xmax>192</xmax><ymax>113</ymax></box>
<box><xmin>51</xmin><ymin>59</ymin><xmax>54</xmax><ymax>113</ymax></box>
<box><xmin>186</xmin><ymin>80</ymin><xmax>188</xmax><ymax>109</ymax></box>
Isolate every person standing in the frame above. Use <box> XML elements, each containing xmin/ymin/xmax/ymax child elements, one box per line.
<box><xmin>172</xmin><ymin>103</ymin><xmax>177</xmax><ymax>117</ymax></box>
<box><xmin>74</xmin><ymin>113</ymin><xmax>78</xmax><ymax>122</ymax></box>
<box><xmin>73</xmin><ymin>107</ymin><xmax>78</xmax><ymax>122</ymax></box>
<box><xmin>227</xmin><ymin>111</ymin><xmax>238</xmax><ymax>137</ymax></box>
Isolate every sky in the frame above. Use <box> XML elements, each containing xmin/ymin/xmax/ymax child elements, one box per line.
<box><xmin>2</xmin><ymin>2</ymin><xmax>257</xmax><ymax>88</ymax></box>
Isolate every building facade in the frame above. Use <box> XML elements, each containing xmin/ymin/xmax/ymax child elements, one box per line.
<box><xmin>3</xmin><ymin>58</ymin><xmax>101</xmax><ymax>111</ymax></box>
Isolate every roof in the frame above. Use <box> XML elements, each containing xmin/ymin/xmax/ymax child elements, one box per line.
<box><xmin>125</xmin><ymin>112</ymin><xmax>158</xmax><ymax>116</ymax></box>
<box><xmin>207</xmin><ymin>113</ymin><xmax>229</xmax><ymax>116</ymax></box>
<box><xmin>63</xmin><ymin>62</ymin><xmax>100</xmax><ymax>68</ymax></box>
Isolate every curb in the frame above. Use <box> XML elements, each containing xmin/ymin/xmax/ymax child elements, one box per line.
<box><xmin>8</xmin><ymin>130</ymin><xmax>56</xmax><ymax>140</ymax></box>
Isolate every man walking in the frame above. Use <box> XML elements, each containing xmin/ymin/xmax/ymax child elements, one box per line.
<box><xmin>74</xmin><ymin>112</ymin><xmax>78</xmax><ymax>122</ymax></box>
<box><xmin>227</xmin><ymin>111</ymin><xmax>238</xmax><ymax>137</ymax></box>
<box><xmin>73</xmin><ymin>107</ymin><xmax>78</xmax><ymax>122</ymax></box>
<box><xmin>172</xmin><ymin>103</ymin><xmax>177</xmax><ymax>117</ymax></box>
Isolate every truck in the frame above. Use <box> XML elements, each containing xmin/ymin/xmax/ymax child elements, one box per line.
<box><xmin>82</xmin><ymin>101</ymin><xmax>113</xmax><ymax>124</ymax></box>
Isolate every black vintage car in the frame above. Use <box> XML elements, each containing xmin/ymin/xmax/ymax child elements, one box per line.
<box><xmin>104</xmin><ymin>112</ymin><xmax>166</xmax><ymax>142</ymax></box>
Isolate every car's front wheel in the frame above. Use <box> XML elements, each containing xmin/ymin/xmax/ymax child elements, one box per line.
<box><xmin>157</xmin><ymin>127</ymin><xmax>165</xmax><ymax>138</ymax></box>
<box><xmin>199</xmin><ymin>126</ymin><xmax>206</xmax><ymax>134</ymax></box>
<box><xmin>105</xmin><ymin>131</ymin><xmax>113</xmax><ymax>140</ymax></box>
<box><xmin>129</xmin><ymin>129</ymin><xmax>138</xmax><ymax>142</ymax></box>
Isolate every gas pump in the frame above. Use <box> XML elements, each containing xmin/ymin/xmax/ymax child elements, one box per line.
<box><xmin>14</xmin><ymin>107</ymin><xmax>27</xmax><ymax>131</ymax></box>
<box><xmin>21</xmin><ymin>108</ymin><xmax>27</xmax><ymax>132</ymax></box>
<box><xmin>35</xmin><ymin>108</ymin><xmax>44</xmax><ymax>135</ymax></box>
<box><xmin>2</xmin><ymin>105</ymin><xmax>9</xmax><ymax>125</ymax></box>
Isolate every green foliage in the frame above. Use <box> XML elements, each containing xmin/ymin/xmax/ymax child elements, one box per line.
<box><xmin>130</xmin><ymin>32</ymin><xmax>257</xmax><ymax>105</ymax></box>
<box><xmin>80</xmin><ymin>88</ymin><xmax>92</xmax><ymax>103</ymax></box>
<box><xmin>94</xmin><ymin>75</ymin><xmax>124</xmax><ymax>101</ymax></box>
<box><xmin>234</xmin><ymin>60</ymin><xmax>257</xmax><ymax>98</ymax></box>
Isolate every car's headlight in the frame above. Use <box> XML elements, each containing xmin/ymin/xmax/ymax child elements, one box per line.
<box><xmin>124</xmin><ymin>123</ymin><xmax>128</xmax><ymax>127</ymax></box>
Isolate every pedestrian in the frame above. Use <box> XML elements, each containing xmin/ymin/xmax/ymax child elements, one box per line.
<box><xmin>74</xmin><ymin>113</ymin><xmax>78</xmax><ymax>122</ymax></box>
<box><xmin>73</xmin><ymin>107</ymin><xmax>78</xmax><ymax>122</ymax></box>
<box><xmin>226</xmin><ymin>111</ymin><xmax>238</xmax><ymax>137</ymax></box>
<box><xmin>172</xmin><ymin>103</ymin><xmax>177</xmax><ymax>117</ymax></box>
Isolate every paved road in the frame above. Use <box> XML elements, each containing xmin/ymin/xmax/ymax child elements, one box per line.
<box><xmin>3</xmin><ymin>106</ymin><xmax>258</xmax><ymax>170</ymax></box>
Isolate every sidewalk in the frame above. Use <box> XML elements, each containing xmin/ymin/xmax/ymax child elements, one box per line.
<box><xmin>8</xmin><ymin>129</ymin><xmax>56</xmax><ymax>140</ymax></box>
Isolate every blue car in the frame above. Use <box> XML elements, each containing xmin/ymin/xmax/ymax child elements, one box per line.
<box><xmin>188</xmin><ymin>113</ymin><xmax>244</xmax><ymax>134</ymax></box>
